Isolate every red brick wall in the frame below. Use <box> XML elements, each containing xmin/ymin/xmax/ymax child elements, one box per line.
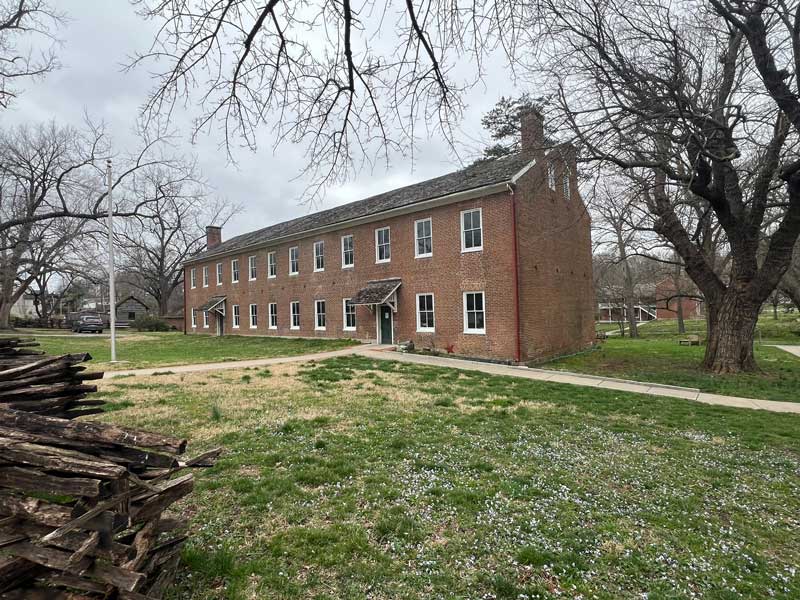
<box><xmin>184</xmin><ymin>192</ymin><xmax>520</xmax><ymax>360</ymax></box>
<box><xmin>514</xmin><ymin>148</ymin><xmax>596</xmax><ymax>362</ymax></box>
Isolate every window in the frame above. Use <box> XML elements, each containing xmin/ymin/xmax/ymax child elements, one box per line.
<box><xmin>461</xmin><ymin>208</ymin><xmax>483</xmax><ymax>252</ymax></box>
<box><xmin>547</xmin><ymin>162</ymin><xmax>556</xmax><ymax>191</ymax></box>
<box><xmin>190</xmin><ymin>268</ymin><xmax>196</xmax><ymax>289</ymax></box>
<box><xmin>232</xmin><ymin>304</ymin><xmax>240</xmax><ymax>328</ymax></box>
<box><xmin>375</xmin><ymin>227</ymin><xmax>391</xmax><ymax>263</ymax></box>
<box><xmin>249</xmin><ymin>304</ymin><xmax>258</xmax><ymax>328</ymax></box>
<box><xmin>290</xmin><ymin>301</ymin><xmax>300</xmax><ymax>329</ymax></box>
<box><xmin>191</xmin><ymin>308</ymin><xmax>197</xmax><ymax>328</ymax></box>
<box><xmin>248</xmin><ymin>255</ymin><xmax>257</xmax><ymax>280</ymax></box>
<box><xmin>231</xmin><ymin>259</ymin><xmax>240</xmax><ymax>283</ymax></box>
<box><xmin>289</xmin><ymin>246</ymin><xmax>299</xmax><ymax>275</ymax></box>
<box><xmin>343</xmin><ymin>299</ymin><xmax>356</xmax><ymax>331</ymax></box>
<box><xmin>315</xmin><ymin>300</ymin><xmax>326</xmax><ymax>330</ymax></box>
<box><xmin>216</xmin><ymin>263</ymin><xmax>223</xmax><ymax>286</ymax></box>
<box><xmin>269</xmin><ymin>303</ymin><xmax>277</xmax><ymax>329</ymax></box>
<box><xmin>314</xmin><ymin>241</ymin><xmax>325</xmax><ymax>272</ymax></box>
<box><xmin>203</xmin><ymin>311</ymin><xmax>209</xmax><ymax>328</ymax></box>
<box><xmin>268</xmin><ymin>251</ymin><xmax>277</xmax><ymax>278</ymax></box>
<box><xmin>341</xmin><ymin>234</ymin><xmax>354</xmax><ymax>268</ymax></box>
<box><xmin>415</xmin><ymin>218</ymin><xmax>432</xmax><ymax>258</ymax></box>
<box><xmin>563</xmin><ymin>168</ymin><xmax>571</xmax><ymax>200</ymax></box>
<box><xmin>128</xmin><ymin>311</ymin><xmax>136</xmax><ymax>321</ymax></box>
<box><xmin>416</xmin><ymin>293</ymin><xmax>435</xmax><ymax>332</ymax></box>
<box><xmin>202</xmin><ymin>266</ymin><xmax>209</xmax><ymax>287</ymax></box>
<box><xmin>463</xmin><ymin>291</ymin><xmax>486</xmax><ymax>334</ymax></box>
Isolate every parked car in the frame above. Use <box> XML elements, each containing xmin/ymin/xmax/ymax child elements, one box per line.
<box><xmin>72</xmin><ymin>314</ymin><xmax>104</xmax><ymax>333</ymax></box>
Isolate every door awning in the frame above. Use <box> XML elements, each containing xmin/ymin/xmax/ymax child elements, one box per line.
<box><xmin>350</xmin><ymin>279</ymin><xmax>401</xmax><ymax>306</ymax></box>
<box><xmin>198</xmin><ymin>295</ymin><xmax>226</xmax><ymax>313</ymax></box>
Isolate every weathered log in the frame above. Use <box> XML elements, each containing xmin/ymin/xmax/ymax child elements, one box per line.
<box><xmin>0</xmin><ymin>493</ymin><xmax>121</xmax><ymax>533</ymax></box>
<box><xmin>0</xmin><ymin>438</ymin><xmax>127</xmax><ymax>479</ymax></box>
<box><xmin>0</xmin><ymin>383</ymin><xmax>97</xmax><ymax>402</ymax></box>
<box><xmin>0</xmin><ymin>557</ymin><xmax>40</xmax><ymax>593</ymax></box>
<box><xmin>0</xmin><ymin>467</ymin><xmax>101</xmax><ymax>498</ymax></box>
<box><xmin>130</xmin><ymin>475</ymin><xmax>194</xmax><ymax>524</ymax></box>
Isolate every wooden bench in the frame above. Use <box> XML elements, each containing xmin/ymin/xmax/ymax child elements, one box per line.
<box><xmin>679</xmin><ymin>335</ymin><xmax>700</xmax><ymax>346</ymax></box>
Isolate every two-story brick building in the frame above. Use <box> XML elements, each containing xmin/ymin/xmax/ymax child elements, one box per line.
<box><xmin>183</xmin><ymin>112</ymin><xmax>594</xmax><ymax>363</ymax></box>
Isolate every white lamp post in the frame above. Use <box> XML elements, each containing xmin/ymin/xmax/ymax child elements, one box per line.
<box><xmin>107</xmin><ymin>159</ymin><xmax>117</xmax><ymax>362</ymax></box>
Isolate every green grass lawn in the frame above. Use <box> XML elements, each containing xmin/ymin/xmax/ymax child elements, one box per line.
<box><xmin>545</xmin><ymin>338</ymin><xmax>800</xmax><ymax>402</ymax></box>
<box><xmin>11</xmin><ymin>332</ymin><xmax>357</xmax><ymax>370</ymax></box>
<box><xmin>96</xmin><ymin>355</ymin><xmax>800</xmax><ymax>599</ymax></box>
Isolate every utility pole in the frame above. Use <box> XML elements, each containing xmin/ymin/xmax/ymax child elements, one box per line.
<box><xmin>107</xmin><ymin>159</ymin><xmax>117</xmax><ymax>362</ymax></box>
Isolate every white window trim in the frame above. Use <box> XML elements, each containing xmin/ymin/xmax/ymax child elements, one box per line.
<box><xmin>202</xmin><ymin>266</ymin><xmax>209</xmax><ymax>288</ymax></box>
<box><xmin>375</xmin><ymin>227</ymin><xmax>391</xmax><ymax>264</ymax></box>
<box><xmin>190</xmin><ymin>268</ymin><xmax>196</xmax><ymax>289</ymax></box>
<box><xmin>414</xmin><ymin>218</ymin><xmax>433</xmax><ymax>259</ymax></box>
<box><xmin>231</xmin><ymin>259</ymin><xmax>240</xmax><ymax>283</ymax></box>
<box><xmin>460</xmin><ymin>208</ymin><xmax>483</xmax><ymax>253</ymax></box>
<box><xmin>315</xmin><ymin>299</ymin><xmax>326</xmax><ymax>331</ymax></box>
<box><xmin>563</xmin><ymin>168</ymin><xmax>571</xmax><ymax>200</ymax></box>
<box><xmin>463</xmin><ymin>291</ymin><xmax>486</xmax><ymax>335</ymax></box>
<box><xmin>416</xmin><ymin>293</ymin><xmax>436</xmax><ymax>332</ymax></box>
<box><xmin>290</xmin><ymin>301</ymin><xmax>300</xmax><ymax>330</ymax></box>
<box><xmin>203</xmin><ymin>311</ymin><xmax>209</xmax><ymax>329</ymax></box>
<box><xmin>289</xmin><ymin>246</ymin><xmax>299</xmax><ymax>276</ymax></box>
<box><xmin>341</xmin><ymin>235</ymin><xmax>354</xmax><ymax>269</ymax></box>
<box><xmin>232</xmin><ymin>304</ymin><xmax>240</xmax><ymax>329</ymax></box>
<box><xmin>342</xmin><ymin>298</ymin><xmax>356</xmax><ymax>331</ymax></box>
<box><xmin>267</xmin><ymin>251</ymin><xmax>277</xmax><ymax>279</ymax></box>
<box><xmin>313</xmin><ymin>241</ymin><xmax>325</xmax><ymax>272</ymax></box>
<box><xmin>191</xmin><ymin>308</ymin><xmax>197</xmax><ymax>328</ymax></box>
<box><xmin>216</xmin><ymin>263</ymin><xmax>223</xmax><ymax>286</ymax></box>
<box><xmin>268</xmin><ymin>303</ymin><xmax>277</xmax><ymax>330</ymax></box>
<box><xmin>248</xmin><ymin>255</ymin><xmax>257</xmax><ymax>281</ymax></box>
<box><xmin>547</xmin><ymin>162</ymin><xmax>556</xmax><ymax>191</ymax></box>
<box><xmin>249</xmin><ymin>304</ymin><xmax>258</xmax><ymax>329</ymax></box>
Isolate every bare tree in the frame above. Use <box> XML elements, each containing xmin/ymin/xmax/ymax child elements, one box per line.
<box><xmin>0</xmin><ymin>121</ymin><xmax>197</xmax><ymax>329</ymax></box>
<box><xmin>116</xmin><ymin>168</ymin><xmax>238</xmax><ymax>315</ymax></box>
<box><xmin>0</xmin><ymin>0</ymin><xmax>61</xmax><ymax>108</ymax></box>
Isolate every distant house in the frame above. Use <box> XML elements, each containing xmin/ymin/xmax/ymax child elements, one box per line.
<box><xmin>655</xmin><ymin>278</ymin><xmax>704</xmax><ymax>320</ymax></box>
<box><xmin>115</xmin><ymin>296</ymin><xmax>150</xmax><ymax>324</ymax></box>
<box><xmin>10</xmin><ymin>294</ymin><xmax>36</xmax><ymax>319</ymax></box>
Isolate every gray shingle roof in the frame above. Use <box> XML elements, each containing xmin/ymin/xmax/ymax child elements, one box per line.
<box><xmin>351</xmin><ymin>279</ymin><xmax>402</xmax><ymax>305</ymax></box>
<box><xmin>189</xmin><ymin>152</ymin><xmax>533</xmax><ymax>263</ymax></box>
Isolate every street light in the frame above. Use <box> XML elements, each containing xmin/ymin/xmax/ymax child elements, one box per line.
<box><xmin>107</xmin><ymin>159</ymin><xmax>117</xmax><ymax>362</ymax></box>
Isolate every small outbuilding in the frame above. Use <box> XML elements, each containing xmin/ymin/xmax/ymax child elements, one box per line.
<box><xmin>115</xmin><ymin>296</ymin><xmax>151</xmax><ymax>325</ymax></box>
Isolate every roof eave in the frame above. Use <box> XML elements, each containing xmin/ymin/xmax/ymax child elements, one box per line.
<box><xmin>183</xmin><ymin>180</ymin><xmax>512</xmax><ymax>266</ymax></box>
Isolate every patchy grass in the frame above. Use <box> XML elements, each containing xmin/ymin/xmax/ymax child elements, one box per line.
<box><xmin>604</xmin><ymin>314</ymin><xmax>800</xmax><ymax>343</ymax></box>
<box><xmin>544</xmin><ymin>337</ymin><xmax>800</xmax><ymax>402</ymax></box>
<box><xmin>16</xmin><ymin>332</ymin><xmax>357</xmax><ymax>370</ymax></box>
<box><xmin>96</xmin><ymin>355</ymin><xmax>800</xmax><ymax>599</ymax></box>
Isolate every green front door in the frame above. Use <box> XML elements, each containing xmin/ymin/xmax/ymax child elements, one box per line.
<box><xmin>380</xmin><ymin>305</ymin><xmax>393</xmax><ymax>344</ymax></box>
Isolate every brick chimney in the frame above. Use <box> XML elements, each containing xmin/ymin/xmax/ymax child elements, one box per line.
<box><xmin>520</xmin><ymin>108</ymin><xmax>545</xmax><ymax>152</ymax></box>
<box><xmin>206</xmin><ymin>225</ymin><xmax>222</xmax><ymax>250</ymax></box>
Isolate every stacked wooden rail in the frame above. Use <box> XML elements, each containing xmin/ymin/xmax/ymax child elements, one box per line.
<box><xmin>0</xmin><ymin>338</ymin><xmax>219</xmax><ymax>599</ymax></box>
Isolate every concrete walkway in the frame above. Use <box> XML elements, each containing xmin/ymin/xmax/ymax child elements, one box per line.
<box><xmin>773</xmin><ymin>345</ymin><xmax>800</xmax><ymax>359</ymax></box>
<box><xmin>104</xmin><ymin>344</ymin><xmax>800</xmax><ymax>415</ymax></box>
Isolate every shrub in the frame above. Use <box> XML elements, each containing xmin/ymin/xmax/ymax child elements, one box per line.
<box><xmin>133</xmin><ymin>315</ymin><xmax>171</xmax><ymax>332</ymax></box>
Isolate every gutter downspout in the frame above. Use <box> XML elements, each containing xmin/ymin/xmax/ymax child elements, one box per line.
<box><xmin>507</xmin><ymin>182</ymin><xmax>522</xmax><ymax>364</ymax></box>
<box><xmin>182</xmin><ymin>267</ymin><xmax>188</xmax><ymax>336</ymax></box>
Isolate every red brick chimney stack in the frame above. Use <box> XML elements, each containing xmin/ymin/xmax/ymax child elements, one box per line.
<box><xmin>520</xmin><ymin>108</ymin><xmax>545</xmax><ymax>153</ymax></box>
<box><xmin>206</xmin><ymin>225</ymin><xmax>222</xmax><ymax>250</ymax></box>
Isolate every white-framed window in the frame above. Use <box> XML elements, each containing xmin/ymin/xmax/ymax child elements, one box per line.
<box><xmin>463</xmin><ymin>291</ymin><xmax>486</xmax><ymax>334</ymax></box>
<box><xmin>375</xmin><ymin>227</ymin><xmax>391</xmax><ymax>263</ymax></box>
<box><xmin>191</xmin><ymin>308</ymin><xmax>197</xmax><ymax>328</ymax></box>
<box><xmin>248</xmin><ymin>255</ymin><xmax>257</xmax><ymax>280</ymax></box>
<box><xmin>232</xmin><ymin>304</ymin><xmax>240</xmax><ymax>328</ymax></box>
<box><xmin>563</xmin><ymin>168</ymin><xmax>571</xmax><ymax>200</ymax></box>
<box><xmin>203</xmin><ymin>310</ymin><xmax>209</xmax><ymax>328</ymax></box>
<box><xmin>216</xmin><ymin>262</ymin><xmax>223</xmax><ymax>286</ymax></box>
<box><xmin>341</xmin><ymin>234</ymin><xmax>354</xmax><ymax>269</ymax></box>
<box><xmin>269</xmin><ymin>303</ymin><xmax>277</xmax><ymax>329</ymax></box>
<box><xmin>461</xmin><ymin>208</ymin><xmax>483</xmax><ymax>252</ymax></box>
<box><xmin>416</xmin><ymin>293</ymin><xmax>435</xmax><ymax>332</ymax></box>
<box><xmin>268</xmin><ymin>251</ymin><xmax>277</xmax><ymax>278</ymax></box>
<box><xmin>415</xmin><ymin>218</ymin><xmax>432</xmax><ymax>258</ymax></box>
<box><xmin>190</xmin><ymin>268</ymin><xmax>196</xmax><ymax>289</ymax></box>
<box><xmin>314</xmin><ymin>241</ymin><xmax>325</xmax><ymax>272</ymax></box>
<box><xmin>202</xmin><ymin>266</ymin><xmax>209</xmax><ymax>287</ymax></box>
<box><xmin>315</xmin><ymin>299</ymin><xmax>326</xmax><ymax>330</ymax></box>
<box><xmin>231</xmin><ymin>259</ymin><xmax>240</xmax><ymax>283</ymax></box>
<box><xmin>249</xmin><ymin>303</ymin><xmax>258</xmax><ymax>328</ymax></box>
<box><xmin>289</xmin><ymin>246</ymin><xmax>299</xmax><ymax>275</ymax></box>
<box><xmin>290</xmin><ymin>301</ymin><xmax>300</xmax><ymax>330</ymax></box>
<box><xmin>343</xmin><ymin>298</ymin><xmax>356</xmax><ymax>331</ymax></box>
<box><xmin>547</xmin><ymin>162</ymin><xmax>556</xmax><ymax>191</ymax></box>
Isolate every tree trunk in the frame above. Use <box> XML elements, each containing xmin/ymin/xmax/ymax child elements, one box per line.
<box><xmin>676</xmin><ymin>298</ymin><xmax>686</xmax><ymax>334</ymax></box>
<box><xmin>703</xmin><ymin>293</ymin><xmax>760</xmax><ymax>373</ymax></box>
<box><xmin>782</xmin><ymin>284</ymin><xmax>800</xmax><ymax>312</ymax></box>
<box><xmin>0</xmin><ymin>300</ymin><xmax>12</xmax><ymax>330</ymax></box>
<box><xmin>772</xmin><ymin>298</ymin><xmax>779</xmax><ymax>320</ymax></box>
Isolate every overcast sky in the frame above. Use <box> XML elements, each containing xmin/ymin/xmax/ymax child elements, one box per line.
<box><xmin>2</xmin><ymin>2</ymin><xmax>519</xmax><ymax>240</ymax></box>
